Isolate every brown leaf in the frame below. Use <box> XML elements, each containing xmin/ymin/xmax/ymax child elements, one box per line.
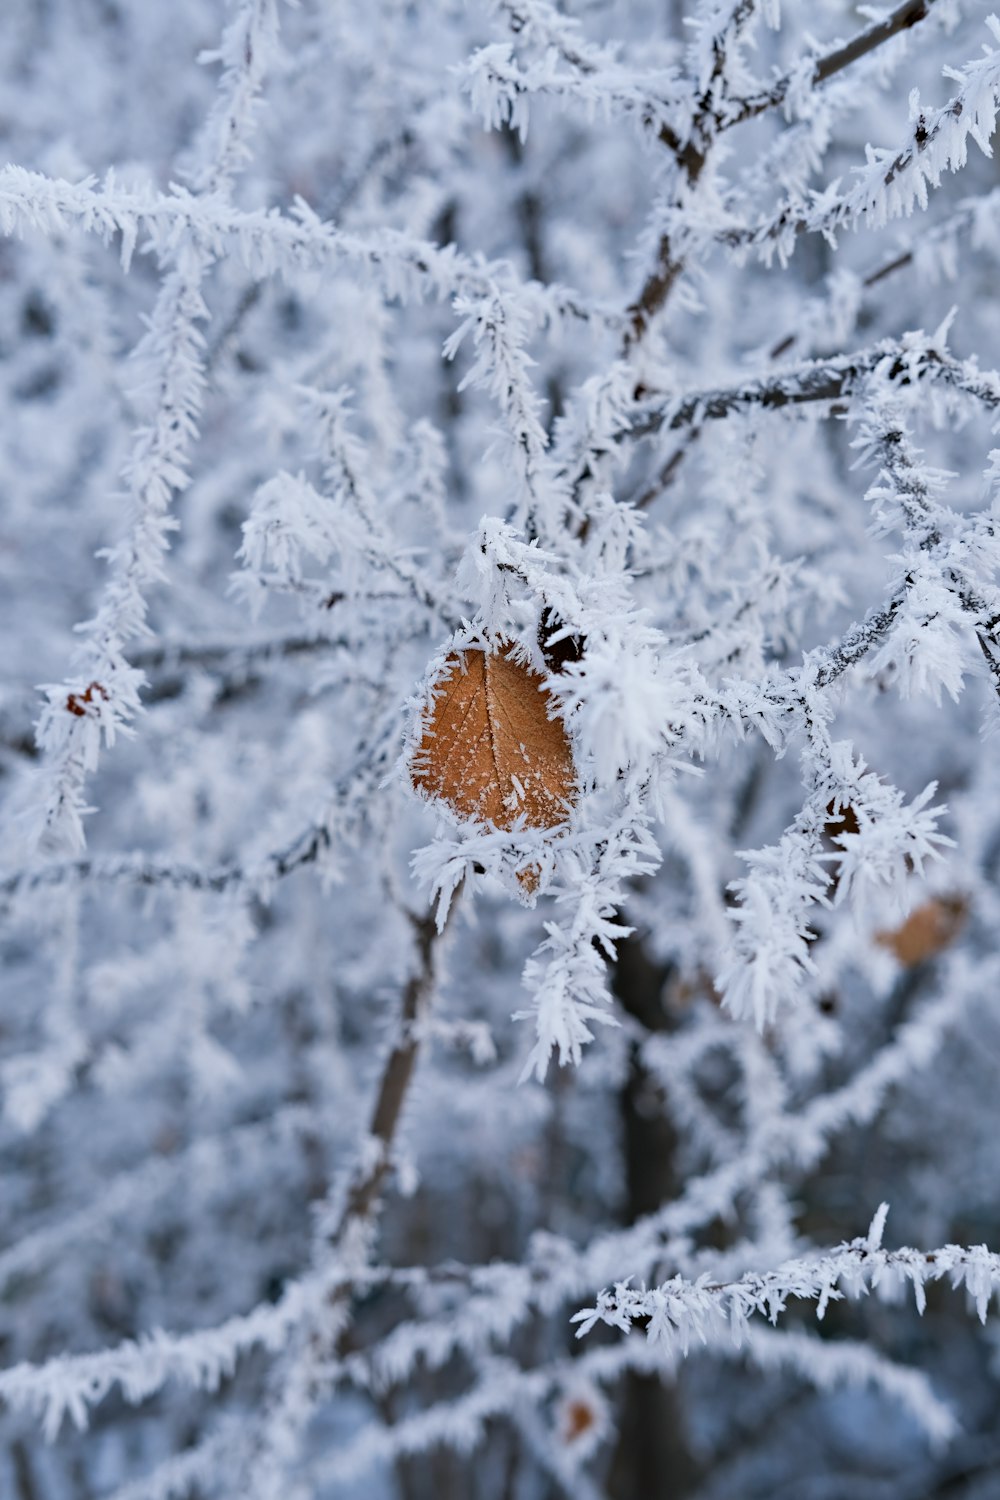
<box><xmin>875</xmin><ymin>895</ymin><xmax>967</xmax><ymax>968</ymax></box>
<box><xmin>560</xmin><ymin>1396</ymin><xmax>599</xmax><ymax>1444</ymax></box>
<box><xmin>66</xmin><ymin>681</ymin><xmax>108</xmax><ymax>718</ymax></box>
<box><xmin>411</xmin><ymin>642</ymin><xmax>576</xmax><ymax>832</ymax></box>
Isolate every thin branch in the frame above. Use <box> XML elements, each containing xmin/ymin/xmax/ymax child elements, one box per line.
<box><xmin>720</xmin><ymin>48</ymin><xmax>1000</xmax><ymax>262</ymax></box>
<box><xmin>767</xmin><ymin>181</ymin><xmax>1000</xmax><ymax>360</ymax></box>
<box><xmin>573</xmin><ymin>1233</ymin><xmax>999</xmax><ymax>1349</ymax></box>
<box><xmin>0</xmin><ymin>819</ymin><xmax>336</xmax><ymax>905</ymax></box>
<box><xmin>625</xmin><ymin>0</ymin><xmax>757</xmax><ymax>347</ymax></box>
<box><xmin>337</xmin><ymin>905</ymin><xmax>447</xmax><ymax>1230</ymax></box>
<box><xmin>131</xmin><ymin>629</ymin><xmax>347</xmax><ymax>674</ymax></box>
<box><xmin>811</xmin><ymin>590</ymin><xmax>909</xmax><ymax>690</ymax></box>
<box><xmin>630</xmin><ymin>341</ymin><xmax>1000</xmax><ymax>445</ymax></box>
<box><xmin>726</xmin><ymin>0</ymin><xmax>938</xmax><ymax>128</ymax></box>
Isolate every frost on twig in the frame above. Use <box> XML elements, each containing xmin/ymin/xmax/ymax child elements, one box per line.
<box><xmin>574</xmin><ymin>1206</ymin><xmax>998</xmax><ymax>1401</ymax></box>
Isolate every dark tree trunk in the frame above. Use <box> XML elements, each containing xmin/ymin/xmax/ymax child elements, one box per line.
<box><xmin>607</xmin><ymin>930</ymin><xmax>703</xmax><ymax>1500</ymax></box>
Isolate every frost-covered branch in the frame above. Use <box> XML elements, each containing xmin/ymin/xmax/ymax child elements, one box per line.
<box><xmin>0</xmin><ymin>815</ymin><xmax>338</xmax><ymax>906</ymax></box>
<box><xmin>0</xmin><ymin>166</ymin><xmax>611</xmax><ymax>327</ymax></box>
<box><xmin>0</xmin><ymin>1272</ymin><xmax>328</xmax><ymax>1441</ymax></box>
<box><xmin>627</xmin><ymin>336</ymin><xmax>1000</xmax><ymax>504</ymax></box>
<box><xmin>20</xmin><ymin>4</ymin><xmax>286</xmax><ymax>854</ymax></box>
<box><xmin>463</xmin><ymin>39</ymin><xmax>685</xmax><ymax>144</ymax></box>
<box><xmin>0</xmin><ymin>901</ymin><xmax>449</xmax><ymax>1440</ymax></box>
<box><xmin>623</xmin><ymin>0</ymin><xmax>762</xmax><ymax>344</ymax></box>
<box><xmin>853</xmin><ymin>392</ymin><xmax>1000</xmax><ymax>702</ymax></box>
<box><xmin>719</xmin><ymin>724</ymin><xmax>949</xmax><ymax>1026</ymax></box>
<box><xmin>188</xmin><ymin>0</ymin><xmax>281</xmax><ymax>196</ymax></box>
<box><xmin>726</xmin><ymin>0</ymin><xmax>941</xmax><ymax>128</ymax></box>
<box><xmin>574</xmin><ymin>1208</ymin><xmax>1000</xmax><ymax>1355</ymax></box>
<box><xmin>722</xmin><ymin>22</ymin><xmax>1000</xmax><ymax>264</ymax></box>
<box><xmin>29</xmin><ymin>258</ymin><xmax>209</xmax><ymax>852</ymax></box>
<box><xmin>633</xmin><ymin>338</ymin><xmax>1000</xmax><ymax>443</ymax></box>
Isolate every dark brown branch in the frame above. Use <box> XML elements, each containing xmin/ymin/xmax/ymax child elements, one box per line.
<box><xmin>726</xmin><ymin>0</ymin><xmax>937</xmax><ymax>128</ymax></box>
<box><xmin>625</xmin><ymin>231</ymin><xmax>690</xmax><ymax>348</ymax></box>
<box><xmin>234</xmin><ymin>902</ymin><xmax>454</xmax><ymax>1481</ymax></box>
<box><xmin>629</xmin><ymin>0</ymin><xmax>940</xmax><ymax>346</ymax></box>
<box><xmin>630</xmin><ymin>343</ymin><xmax>1000</xmax><ymax>446</ymax></box>
<box><xmin>631</xmin><ymin>349</ymin><xmax>876</xmax><ymax>442</ymax></box>
<box><xmin>628</xmin><ymin>0</ymin><xmax>937</xmax><ymax>338</ymax></box>
<box><xmin>601</xmin><ymin>341</ymin><xmax>1000</xmax><ymax>514</ymax></box>
<box><xmin>338</xmin><ymin>905</ymin><xmax>448</xmax><ymax>1230</ymax></box>
<box><xmin>631</xmin><ymin>438</ymin><xmax>690</xmax><ymax>511</ymax></box>
<box><xmin>624</xmin><ymin>0</ymin><xmax>756</xmax><ymax>347</ymax></box>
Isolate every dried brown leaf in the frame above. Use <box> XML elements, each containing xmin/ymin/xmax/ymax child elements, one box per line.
<box><xmin>411</xmin><ymin>642</ymin><xmax>576</xmax><ymax>832</ymax></box>
<box><xmin>561</xmin><ymin>1396</ymin><xmax>599</xmax><ymax>1443</ymax></box>
<box><xmin>875</xmin><ymin>895</ymin><xmax>967</xmax><ymax>967</ymax></box>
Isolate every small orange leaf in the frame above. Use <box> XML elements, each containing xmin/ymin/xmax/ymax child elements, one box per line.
<box><xmin>411</xmin><ymin>642</ymin><xmax>576</xmax><ymax>833</ymax></box>
<box><xmin>555</xmin><ymin>1386</ymin><xmax>608</xmax><ymax>1454</ymax></box>
<box><xmin>66</xmin><ymin>681</ymin><xmax>108</xmax><ymax>718</ymax></box>
<box><xmin>561</xmin><ymin>1397</ymin><xmax>599</xmax><ymax>1443</ymax></box>
<box><xmin>875</xmin><ymin>896</ymin><xmax>967</xmax><ymax>967</ymax></box>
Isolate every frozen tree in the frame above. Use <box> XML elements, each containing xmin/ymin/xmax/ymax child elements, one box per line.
<box><xmin>4</xmin><ymin>0</ymin><xmax>1000</xmax><ymax>1495</ymax></box>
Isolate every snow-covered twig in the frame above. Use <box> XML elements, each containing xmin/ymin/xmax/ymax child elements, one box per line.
<box><xmin>722</xmin><ymin>22</ymin><xmax>1000</xmax><ymax>264</ymax></box>
<box><xmin>574</xmin><ymin>1209</ymin><xmax>1000</xmax><ymax>1356</ymax></box>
